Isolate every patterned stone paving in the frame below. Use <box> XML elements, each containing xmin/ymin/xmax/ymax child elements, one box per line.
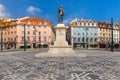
<box><xmin>0</xmin><ymin>50</ymin><xmax>120</xmax><ymax>80</ymax></box>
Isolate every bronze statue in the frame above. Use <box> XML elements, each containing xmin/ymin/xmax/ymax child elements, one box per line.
<box><xmin>58</xmin><ymin>5</ymin><xmax>64</xmax><ymax>23</ymax></box>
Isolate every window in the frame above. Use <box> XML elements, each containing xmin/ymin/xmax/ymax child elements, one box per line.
<box><xmin>1</xmin><ymin>32</ymin><xmax>3</xmax><ymax>35</ymax></box>
<box><xmin>22</xmin><ymin>37</ymin><xmax>24</xmax><ymax>41</ymax></box>
<box><xmin>103</xmin><ymin>33</ymin><xmax>105</xmax><ymax>36</ymax></box>
<box><xmin>22</xmin><ymin>25</ymin><xmax>24</xmax><ymax>28</ymax></box>
<box><xmin>83</xmin><ymin>33</ymin><xmax>84</xmax><ymax>36</ymax></box>
<box><xmin>86</xmin><ymin>38</ymin><xmax>89</xmax><ymax>42</ymax></box>
<box><xmin>95</xmin><ymin>38</ymin><xmax>98</xmax><ymax>42</ymax></box>
<box><xmin>78</xmin><ymin>38</ymin><xmax>80</xmax><ymax>42</ymax></box>
<box><xmin>82</xmin><ymin>38</ymin><xmax>85</xmax><ymax>42</ymax></box>
<box><xmin>38</xmin><ymin>25</ymin><xmax>41</xmax><ymax>28</ymax></box>
<box><xmin>84</xmin><ymin>23</ymin><xmax>86</xmax><ymax>26</ymax></box>
<box><xmin>22</xmin><ymin>31</ymin><xmax>24</xmax><ymax>35</ymax></box>
<box><xmin>28</xmin><ymin>25</ymin><xmax>30</xmax><ymax>28</ymax></box>
<box><xmin>33</xmin><ymin>30</ymin><xmax>36</xmax><ymax>35</ymax></box>
<box><xmin>44</xmin><ymin>37</ymin><xmax>46</xmax><ymax>41</ymax></box>
<box><xmin>73</xmin><ymin>38</ymin><xmax>76</xmax><ymax>42</ymax></box>
<box><xmin>8</xmin><ymin>32</ymin><xmax>10</xmax><ymax>35</ymax></box>
<box><xmin>27</xmin><ymin>37</ymin><xmax>30</xmax><ymax>41</ymax></box>
<box><xmin>14</xmin><ymin>31</ymin><xmax>16</xmax><ymax>34</ymax></box>
<box><xmin>95</xmin><ymin>33</ymin><xmax>97</xmax><ymax>35</ymax></box>
<box><xmin>27</xmin><ymin>21</ymin><xmax>30</xmax><ymax>25</ymax></box>
<box><xmin>33</xmin><ymin>37</ymin><xmax>36</xmax><ymax>41</ymax></box>
<box><xmin>11</xmin><ymin>32</ymin><xmax>13</xmax><ymax>34</ymax></box>
<box><xmin>4</xmin><ymin>39</ymin><xmax>6</xmax><ymax>41</ymax></box>
<box><xmin>44</xmin><ymin>26</ymin><xmax>46</xmax><ymax>29</ymax></box>
<box><xmin>39</xmin><ymin>32</ymin><xmax>41</xmax><ymax>35</ymax></box>
<box><xmin>90</xmin><ymin>38</ymin><xmax>93</xmax><ymax>42</ymax></box>
<box><xmin>33</xmin><ymin>26</ymin><xmax>35</xmax><ymax>29</ymax></box>
<box><xmin>10</xmin><ymin>38</ymin><xmax>12</xmax><ymax>41</ymax></box>
<box><xmin>80</xmin><ymin>23</ymin><xmax>81</xmax><ymax>25</ymax></box>
<box><xmin>39</xmin><ymin>37</ymin><xmax>41</xmax><ymax>42</ymax></box>
<box><xmin>88</xmin><ymin>23</ymin><xmax>90</xmax><ymax>26</ymax></box>
<box><xmin>11</xmin><ymin>27</ymin><xmax>13</xmax><ymax>29</ymax></box>
<box><xmin>8</xmin><ymin>38</ymin><xmax>10</xmax><ymax>41</ymax></box>
<box><xmin>74</xmin><ymin>32</ymin><xmax>76</xmax><ymax>35</ymax></box>
<box><xmin>44</xmin><ymin>31</ymin><xmax>46</xmax><ymax>35</ymax></box>
<box><xmin>14</xmin><ymin>38</ymin><xmax>16</xmax><ymax>41</ymax></box>
<box><xmin>38</xmin><ymin>22</ymin><xmax>41</xmax><ymax>25</ymax></box>
<box><xmin>28</xmin><ymin>31</ymin><xmax>30</xmax><ymax>35</ymax></box>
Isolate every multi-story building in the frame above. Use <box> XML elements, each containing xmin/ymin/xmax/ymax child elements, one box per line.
<box><xmin>69</xmin><ymin>18</ymin><xmax>98</xmax><ymax>49</ymax></box>
<box><xmin>0</xmin><ymin>18</ymin><xmax>14</xmax><ymax>49</ymax></box>
<box><xmin>2</xmin><ymin>17</ymin><xmax>55</xmax><ymax>49</ymax></box>
<box><xmin>69</xmin><ymin>18</ymin><xmax>120</xmax><ymax>49</ymax></box>
<box><xmin>98</xmin><ymin>22</ymin><xmax>119</xmax><ymax>48</ymax></box>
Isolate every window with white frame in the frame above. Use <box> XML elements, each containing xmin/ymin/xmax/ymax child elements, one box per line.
<box><xmin>28</xmin><ymin>31</ymin><xmax>30</xmax><ymax>35</ymax></box>
<box><xmin>44</xmin><ymin>31</ymin><xmax>46</xmax><ymax>35</ymax></box>
<box><xmin>27</xmin><ymin>37</ymin><xmax>30</xmax><ymax>41</ymax></box>
<box><xmin>33</xmin><ymin>37</ymin><xmax>36</xmax><ymax>41</ymax></box>
<box><xmin>44</xmin><ymin>37</ymin><xmax>46</xmax><ymax>41</ymax></box>
<box><xmin>33</xmin><ymin>30</ymin><xmax>35</xmax><ymax>35</ymax></box>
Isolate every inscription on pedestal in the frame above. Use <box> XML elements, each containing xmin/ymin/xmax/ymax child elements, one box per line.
<box><xmin>58</xmin><ymin>29</ymin><xmax>64</xmax><ymax>35</ymax></box>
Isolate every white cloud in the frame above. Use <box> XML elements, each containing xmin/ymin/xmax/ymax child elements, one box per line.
<box><xmin>46</xmin><ymin>14</ymin><xmax>50</xmax><ymax>18</ymax></box>
<box><xmin>26</xmin><ymin>6</ymin><xmax>41</xmax><ymax>14</ymax></box>
<box><xmin>0</xmin><ymin>4</ymin><xmax>10</xmax><ymax>18</ymax></box>
<box><xmin>63</xmin><ymin>16</ymin><xmax>74</xmax><ymax>25</ymax></box>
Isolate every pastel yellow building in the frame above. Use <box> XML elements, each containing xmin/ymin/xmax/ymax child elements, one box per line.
<box><xmin>98</xmin><ymin>22</ymin><xmax>119</xmax><ymax>48</ymax></box>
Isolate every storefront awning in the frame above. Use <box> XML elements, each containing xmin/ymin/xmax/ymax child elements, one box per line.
<box><xmin>99</xmin><ymin>42</ymin><xmax>107</xmax><ymax>45</ymax></box>
<box><xmin>40</xmin><ymin>42</ymin><xmax>48</xmax><ymax>45</ymax></box>
<box><xmin>20</xmin><ymin>44</ymin><xmax>31</xmax><ymax>46</ymax></box>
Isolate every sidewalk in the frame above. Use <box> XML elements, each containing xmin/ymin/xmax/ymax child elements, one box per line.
<box><xmin>74</xmin><ymin>48</ymin><xmax>120</xmax><ymax>52</ymax></box>
<box><xmin>0</xmin><ymin>48</ymin><xmax>42</xmax><ymax>52</ymax></box>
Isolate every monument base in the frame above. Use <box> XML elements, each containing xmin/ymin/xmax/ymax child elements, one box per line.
<box><xmin>35</xmin><ymin>23</ymin><xmax>86</xmax><ymax>58</ymax></box>
<box><xmin>35</xmin><ymin>46</ymin><xmax>86</xmax><ymax>57</ymax></box>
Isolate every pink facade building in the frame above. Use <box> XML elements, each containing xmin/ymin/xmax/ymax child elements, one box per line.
<box><xmin>2</xmin><ymin>17</ymin><xmax>55</xmax><ymax>49</ymax></box>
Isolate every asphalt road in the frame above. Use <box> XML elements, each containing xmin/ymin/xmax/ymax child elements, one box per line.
<box><xmin>0</xmin><ymin>49</ymin><xmax>120</xmax><ymax>80</ymax></box>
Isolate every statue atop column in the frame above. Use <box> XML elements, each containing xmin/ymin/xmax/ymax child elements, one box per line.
<box><xmin>58</xmin><ymin>5</ymin><xmax>64</xmax><ymax>23</ymax></box>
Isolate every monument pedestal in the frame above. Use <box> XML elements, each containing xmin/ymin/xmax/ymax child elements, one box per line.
<box><xmin>35</xmin><ymin>23</ymin><xmax>86</xmax><ymax>57</ymax></box>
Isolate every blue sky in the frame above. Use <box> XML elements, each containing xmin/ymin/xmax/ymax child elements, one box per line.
<box><xmin>0</xmin><ymin>0</ymin><xmax>120</xmax><ymax>25</ymax></box>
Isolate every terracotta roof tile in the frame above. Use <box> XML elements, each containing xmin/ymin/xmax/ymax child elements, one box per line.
<box><xmin>19</xmin><ymin>18</ymin><xmax>52</xmax><ymax>26</ymax></box>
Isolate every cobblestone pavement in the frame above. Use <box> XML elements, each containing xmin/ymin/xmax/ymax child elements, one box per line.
<box><xmin>0</xmin><ymin>49</ymin><xmax>120</xmax><ymax>80</ymax></box>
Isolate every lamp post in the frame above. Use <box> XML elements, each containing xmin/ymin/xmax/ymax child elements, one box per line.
<box><xmin>118</xmin><ymin>19</ymin><xmax>120</xmax><ymax>51</ymax></box>
<box><xmin>35</xmin><ymin>26</ymin><xmax>36</xmax><ymax>49</ymax></box>
<box><xmin>24</xmin><ymin>24</ymin><xmax>26</xmax><ymax>51</ymax></box>
<box><xmin>39</xmin><ymin>34</ymin><xmax>40</xmax><ymax>48</ymax></box>
<box><xmin>84</xmin><ymin>27</ymin><xmax>89</xmax><ymax>49</ymax></box>
<box><xmin>111</xmin><ymin>18</ymin><xmax>114</xmax><ymax>52</ymax></box>
<box><xmin>0</xmin><ymin>28</ymin><xmax>2</xmax><ymax>51</ymax></box>
<box><xmin>71</xmin><ymin>36</ymin><xmax>73</xmax><ymax>48</ymax></box>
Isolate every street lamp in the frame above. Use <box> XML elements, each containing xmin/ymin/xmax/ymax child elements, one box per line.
<box><xmin>84</xmin><ymin>27</ymin><xmax>89</xmax><ymax>49</ymax></box>
<box><xmin>23</xmin><ymin>24</ymin><xmax>26</xmax><ymax>51</ymax></box>
<box><xmin>35</xmin><ymin>26</ymin><xmax>36</xmax><ymax>49</ymax></box>
<box><xmin>111</xmin><ymin>18</ymin><xmax>114</xmax><ymax>52</ymax></box>
<box><xmin>38</xmin><ymin>34</ymin><xmax>41</xmax><ymax>48</ymax></box>
<box><xmin>118</xmin><ymin>19</ymin><xmax>120</xmax><ymax>51</ymax></box>
<box><xmin>0</xmin><ymin>27</ymin><xmax>3</xmax><ymax>51</ymax></box>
